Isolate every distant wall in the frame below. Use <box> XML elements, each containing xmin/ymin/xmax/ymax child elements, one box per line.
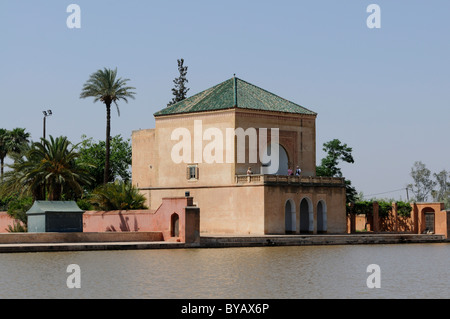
<box><xmin>347</xmin><ymin>202</ymin><xmax>449</xmax><ymax>238</ymax></box>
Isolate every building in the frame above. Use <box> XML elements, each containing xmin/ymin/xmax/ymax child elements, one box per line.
<box><xmin>132</xmin><ymin>77</ymin><xmax>347</xmax><ymax>235</ymax></box>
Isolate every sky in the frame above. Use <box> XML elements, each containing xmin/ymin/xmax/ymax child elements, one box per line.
<box><xmin>1</xmin><ymin>0</ymin><xmax>449</xmax><ymax>201</ymax></box>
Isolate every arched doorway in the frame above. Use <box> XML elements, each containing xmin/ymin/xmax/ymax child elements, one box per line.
<box><xmin>285</xmin><ymin>199</ymin><xmax>296</xmax><ymax>234</ymax></box>
<box><xmin>171</xmin><ymin>213</ymin><xmax>180</xmax><ymax>237</ymax></box>
<box><xmin>422</xmin><ymin>208</ymin><xmax>435</xmax><ymax>234</ymax></box>
<box><xmin>317</xmin><ymin>200</ymin><xmax>327</xmax><ymax>233</ymax></box>
<box><xmin>300</xmin><ymin>198</ymin><xmax>313</xmax><ymax>234</ymax></box>
<box><xmin>260</xmin><ymin>143</ymin><xmax>289</xmax><ymax>175</ymax></box>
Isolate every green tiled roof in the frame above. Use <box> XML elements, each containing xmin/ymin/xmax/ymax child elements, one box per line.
<box><xmin>154</xmin><ymin>77</ymin><xmax>317</xmax><ymax>117</ymax></box>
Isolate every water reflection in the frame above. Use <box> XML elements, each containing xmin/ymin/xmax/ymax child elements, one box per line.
<box><xmin>0</xmin><ymin>244</ymin><xmax>448</xmax><ymax>299</ymax></box>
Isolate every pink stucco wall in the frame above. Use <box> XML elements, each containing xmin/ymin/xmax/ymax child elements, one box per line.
<box><xmin>0</xmin><ymin>212</ymin><xmax>20</xmax><ymax>233</ymax></box>
<box><xmin>83</xmin><ymin>197</ymin><xmax>200</xmax><ymax>243</ymax></box>
<box><xmin>0</xmin><ymin>197</ymin><xmax>200</xmax><ymax>243</ymax></box>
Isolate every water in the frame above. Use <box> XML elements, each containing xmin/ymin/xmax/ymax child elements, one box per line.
<box><xmin>0</xmin><ymin>244</ymin><xmax>448</xmax><ymax>299</ymax></box>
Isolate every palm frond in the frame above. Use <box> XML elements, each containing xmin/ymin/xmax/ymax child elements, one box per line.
<box><xmin>80</xmin><ymin>67</ymin><xmax>136</xmax><ymax>116</ymax></box>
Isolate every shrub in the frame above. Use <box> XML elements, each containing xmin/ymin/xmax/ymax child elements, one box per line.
<box><xmin>7</xmin><ymin>195</ymin><xmax>33</xmax><ymax>225</ymax></box>
<box><xmin>76</xmin><ymin>197</ymin><xmax>94</xmax><ymax>211</ymax></box>
<box><xmin>89</xmin><ymin>181</ymin><xmax>147</xmax><ymax>211</ymax></box>
<box><xmin>347</xmin><ymin>200</ymin><xmax>413</xmax><ymax>218</ymax></box>
<box><xmin>350</xmin><ymin>201</ymin><xmax>373</xmax><ymax>215</ymax></box>
<box><xmin>396</xmin><ymin>201</ymin><xmax>412</xmax><ymax>218</ymax></box>
<box><xmin>378</xmin><ymin>201</ymin><xmax>393</xmax><ymax>218</ymax></box>
<box><xmin>7</xmin><ymin>221</ymin><xmax>27</xmax><ymax>233</ymax></box>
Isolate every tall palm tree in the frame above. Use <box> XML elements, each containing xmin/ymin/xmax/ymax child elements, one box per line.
<box><xmin>0</xmin><ymin>128</ymin><xmax>30</xmax><ymax>180</ymax></box>
<box><xmin>80</xmin><ymin>67</ymin><xmax>136</xmax><ymax>184</ymax></box>
<box><xmin>3</xmin><ymin>136</ymin><xmax>94</xmax><ymax>201</ymax></box>
<box><xmin>0</xmin><ymin>129</ymin><xmax>8</xmax><ymax>180</ymax></box>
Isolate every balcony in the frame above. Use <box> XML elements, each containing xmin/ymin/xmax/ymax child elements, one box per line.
<box><xmin>235</xmin><ymin>174</ymin><xmax>345</xmax><ymax>187</ymax></box>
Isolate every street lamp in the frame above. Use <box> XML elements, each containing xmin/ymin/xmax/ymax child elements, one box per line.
<box><xmin>43</xmin><ymin>110</ymin><xmax>52</xmax><ymax>139</ymax></box>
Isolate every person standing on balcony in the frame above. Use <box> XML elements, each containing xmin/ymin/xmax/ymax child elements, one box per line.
<box><xmin>247</xmin><ymin>167</ymin><xmax>253</xmax><ymax>175</ymax></box>
<box><xmin>295</xmin><ymin>166</ymin><xmax>302</xmax><ymax>176</ymax></box>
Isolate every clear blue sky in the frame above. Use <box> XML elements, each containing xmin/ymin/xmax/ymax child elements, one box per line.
<box><xmin>1</xmin><ymin>0</ymin><xmax>449</xmax><ymax>200</ymax></box>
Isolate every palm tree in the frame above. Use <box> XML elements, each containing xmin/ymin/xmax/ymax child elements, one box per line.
<box><xmin>7</xmin><ymin>128</ymin><xmax>30</xmax><ymax>154</ymax></box>
<box><xmin>80</xmin><ymin>67</ymin><xmax>136</xmax><ymax>184</ymax></box>
<box><xmin>0</xmin><ymin>128</ymin><xmax>30</xmax><ymax>180</ymax></box>
<box><xmin>89</xmin><ymin>180</ymin><xmax>147</xmax><ymax>211</ymax></box>
<box><xmin>0</xmin><ymin>129</ymin><xmax>8</xmax><ymax>180</ymax></box>
<box><xmin>3</xmin><ymin>136</ymin><xmax>94</xmax><ymax>201</ymax></box>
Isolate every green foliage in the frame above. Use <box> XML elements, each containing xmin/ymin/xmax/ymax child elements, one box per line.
<box><xmin>6</xmin><ymin>195</ymin><xmax>33</xmax><ymax>225</ymax></box>
<box><xmin>396</xmin><ymin>201</ymin><xmax>412</xmax><ymax>218</ymax></box>
<box><xmin>80</xmin><ymin>67</ymin><xmax>136</xmax><ymax>184</ymax></box>
<box><xmin>89</xmin><ymin>181</ymin><xmax>147</xmax><ymax>211</ymax></box>
<box><xmin>167</xmin><ymin>58</ymin><xmax>189</xmax><ymax>107</ymax></box>
<box><xmin>316</xmin><ymin>139</ymin><xmax>356</xmax><ymax>203</ymax></box>
<box><xmin>76</xmin><ymin>197</ymin><xmax>94</xmax><ymax>211</ymax></box>
<box><xmin>349</xmin><ymin>201</ymin><xmax>373</xmax><ymax>215</ymax></box>
<box><xmin>6</xmin><ymin>221</ymin><xmax>27</xmax><ymax>233</ymax></box>
<box><xmin>0</xmin><ymin>128</ymin><xmax>30</xmax><ymax>180</ymax></box>
<box><xmin>0</xmin><ymin>193</ymin><xmax>15</xmax><ymax>211</ymax></box>
<box><xmin>316</xmin><ymin>139</ymin><xmax>354</xmax><ymax>178</ymax></box>
<box><xmin>0</xmin><ymin>185</ymin><xmax>32</xmax><ymax>230</ymax></box>
<box><xmin>80</xmin><ymin>67</ymin><xmax>136</xmax><ymax>114</ymax></box>
<box><xmin>2</xmin><ymin>136</ymin><xmax>94</xmax><ymax>201</ymax></box>
<box><xmin>345</xmin><ymin>179</ymin><xmax>358</xmax><ymax>204</ymax></box>
<box><xmin>431</xmin><ymin>169</ymin><xmax>450</xmax><ymax>209</ymax></box>
<box><xmin>347</xmin><ymin>200</ymin><xmax>412</xmax><ymax>218</ymax></box>
<box><xmin>407</xmin><ymin>161</ymin><xmax>436</xmax><ymax>202</ymax></box>
<box><xmin>378</xmin><ymin>201</ymin><xmax>393</xmax><ymax>218</ymax></box>
<box><xmin>76</xmin><ymin>134</ymin><xmax>132</xmax><ymax>190</ymax></box>
<box><xmin>407</xmin><ymin>162</ymin><xmax>450</xmax><ymax>209</ymax></box>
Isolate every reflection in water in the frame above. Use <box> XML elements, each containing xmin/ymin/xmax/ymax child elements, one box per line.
<box><xmin>0</xmin><ymin>244</ymin><xmax>448</xmax><ymax>299</ymax></box>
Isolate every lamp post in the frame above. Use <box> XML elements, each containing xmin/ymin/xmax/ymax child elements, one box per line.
<box><xmin>41</xmin><ymin>110</ymin><xmax>52</xmax><ymax>200</ymax></box>
<box><xmin>42</xmin><ymin>110</ymin><xmax>52</xmax><ymax>139</ymax></box>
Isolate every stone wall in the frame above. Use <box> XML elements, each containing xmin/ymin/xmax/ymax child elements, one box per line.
<box><xmin>0</xmin><ymin>232</ymin><xmax>164</xmax><ymax>244</ymax></box>
<box><xmin>347</xmin><ymin>202</ymin><xmax>449</xmax><ymax>238</ymax></box>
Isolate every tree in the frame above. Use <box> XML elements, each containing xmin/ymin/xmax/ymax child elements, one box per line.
<box><xmin>431</xmin><ymin>170</ymin><xmax>450</xmax><ymax>207</ymax></box>
<box><xmin>316</xmin><ymin>139</ymin><xmax>357</xmax><ymax>203</ymax></box>
<box><xmin>0</xmin><ymin>129</ymin><xmax>8</xmax><ymax>180</ymax></box>
<box><xmin>80</xmin><ymin>67</ymin><xmax>136</xmax><ymax>184</ymax></box>
<box><xmin>407</xmin><ymin>161</ymin><xmax>436</xmax><ymax>202</ymax></box>
<box><xmin>76</xmin><ymin>134</ymin><xmax>132</xmax><ymax>190</ymax></box>
<box><xmin>316</xmin><ymin>139</ymin><xmax>354</xmax><ymax>177</ymax></box>
<box><xmin>3</xmin><ymin>136</ymin><xmax>94</xmax><ymax>201</ymax></box>
<box><xmin>0</xmin><ymin>128</ymin><xmax>30</xmax><ymax>180</ymax></box>
<box><xmin>167</xmin><ymin>58</ymin><xmax>189</xmax><ymax>107</ymax></box>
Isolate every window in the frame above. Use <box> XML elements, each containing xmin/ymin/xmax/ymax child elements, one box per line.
<box><xmin>187</xmin><ymin>165</ymin><xmax>199</xmax><ymax>180</ymax></box>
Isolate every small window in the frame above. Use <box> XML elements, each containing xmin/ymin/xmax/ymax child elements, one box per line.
<box><xmin>186</xmin><ymin>165</ymin><xmax>199</xmax><ymax>180</ymax></box>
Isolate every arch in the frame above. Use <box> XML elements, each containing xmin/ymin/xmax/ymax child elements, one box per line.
<box><xmin>171</xmin><ymin>213</ymin><xmax>180</xmax><ymax>237</ymax></box>
<box><xmin>317</xmin><ymin>200</ymin><xmax>328</xmax><ymax>233</ymax></box>
<box><xmin>422</xmin><ymin>207</ymin><xmax>436</xmax><ymax>214</ymax></box>
<box><xmin>285</xmin><ymin>199</ymin><xmax>296</xmax><ymax>234</ymax></box>
<box><xmin>300</xmin><ymin>197</ymin><xmax>313</xmax><ymax>234</ymax></box>
<box><xmin>260</xmin><ymin>143</ymin><xmax>289</xmax><ymax>175</ymax></box>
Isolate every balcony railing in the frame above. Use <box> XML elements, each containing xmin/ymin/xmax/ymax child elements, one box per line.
<box><xmin>235</xmin><ymin>174</ymin><xmax>345</xmax><ymax>186</ymax></box>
